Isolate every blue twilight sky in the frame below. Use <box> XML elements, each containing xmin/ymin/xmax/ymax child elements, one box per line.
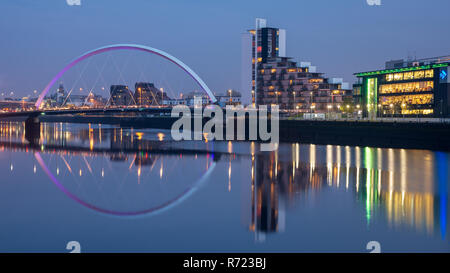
<box><xmin>0</xmin><ymin>0</ymin><xmax>449</xmax><ymax>98</ymax></box>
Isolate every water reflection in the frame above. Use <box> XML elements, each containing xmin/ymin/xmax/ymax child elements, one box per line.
<box><xmin>1</xmin><ymin>121</ymin><xmax>219</xmax><ymax>216</ymax></box>
<box><xmin>246</xmin><ymin>143</ymin><xmax>449</xmax><ymax>242</ymax></box>
<box><xmin>0</xmin><ymin>121</ymin><xmax>449</xmax><ymax>245</ymax></box>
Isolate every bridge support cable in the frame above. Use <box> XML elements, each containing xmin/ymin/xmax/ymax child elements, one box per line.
<box><xmin>35</xmin><ymin>44</ymin><xmax>217</xmax><ymax>109</ymax></box>
<box><xmin>61</xmin><ymin>56</ymin><xmax>93</xmax><ymax>108</ymax></box>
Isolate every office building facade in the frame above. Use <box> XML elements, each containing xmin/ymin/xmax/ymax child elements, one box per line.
<box><xmin>354</xmin><ymin>56</ymin><xmax>450</xmax><ymax>118</ymax></box>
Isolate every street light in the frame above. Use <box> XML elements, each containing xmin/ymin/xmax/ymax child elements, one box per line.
<box><xmin>293</xmin><ymin>91</ymin><xmax>296</xmax><ymax>111</ymax></box>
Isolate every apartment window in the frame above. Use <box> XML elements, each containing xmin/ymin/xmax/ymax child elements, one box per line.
<box><xmin>309</xmin><ymin>78</ymin><xmax>323</xmax><ymax>83</ymax></box>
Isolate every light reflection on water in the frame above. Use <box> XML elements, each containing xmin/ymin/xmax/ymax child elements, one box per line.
<box><xmin>0</xmin><ymin>121</ymin><xmax>449</xmax><ymax>252</ymax></box>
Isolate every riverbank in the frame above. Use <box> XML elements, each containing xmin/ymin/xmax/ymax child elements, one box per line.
<box><xmin>16</xmin><ymin>114</ymin><xmax>446</xmax><ymax>151</ymax></box>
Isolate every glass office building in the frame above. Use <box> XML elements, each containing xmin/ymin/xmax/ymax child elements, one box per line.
<box><xmin>354</xmin><ymin>56</ymin><xmax>450</xmax><ymax>118</ymax></box>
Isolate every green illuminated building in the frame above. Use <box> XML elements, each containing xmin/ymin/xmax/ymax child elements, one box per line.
<box><xmin>354</xmin><ymin>56</ymin><xmax>450</xmax><ymax>118</ymax></box>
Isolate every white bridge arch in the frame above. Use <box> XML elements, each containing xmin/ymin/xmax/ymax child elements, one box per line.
<box><xmin>35</xmin><ymin>44</ymin><xmax>217</xmax><ymax>109</ymax></box>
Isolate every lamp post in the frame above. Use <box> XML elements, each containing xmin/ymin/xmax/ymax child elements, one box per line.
<box><xmin>251</xmin><ymin>90</ymin><xmax>255</xmax><ymax>106</ymax></box>
<box><xmin>293</xmin><ymin>91</ymin><xmax>296</xmax><ymax>112</ymax></box>
<box><xmin>310</xmin><ymin>104</ymin><xmax>315</xmax><ymax>115</ymax></box>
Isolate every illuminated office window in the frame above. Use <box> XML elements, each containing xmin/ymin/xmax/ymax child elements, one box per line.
<box><xmin>425</xmin><ymin>69</ymin><xmax>434</xmax><ymax>78</ymax></box>
<box><xmin>393</xmin><ymin>73</ymin><xmax>403</xmax><ymax>81</ymax></box>
<box><xmin>401</xmin><ymin>109</ymin><xmax>434</xmax><ymax>115</ymax></box>
<box><xmin>414</xmin><ymin>70</ymin><xmax>425</xmax><ymax>79</ymax></box>
<box><xmin>404</xmin><ymin>72</ymin><xmax>414</xmax><ymax>80</ymax></box>
<box><xmin>380</xmin><ymin>94</ymin><xmax>433</xmax><ymax>105</ymax></box>
<box><xmin>386</xmin><ymin>74</ymin><xmax>394</xmax><ymax>82</ymax></box>
<box><xmin>380</xmin><ymin>81</ymin><xmax>434</xmax><ymax>94</ymax></box>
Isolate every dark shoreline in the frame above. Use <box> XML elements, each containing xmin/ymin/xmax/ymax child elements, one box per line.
<box><xmin>2</xmin><ymin>115</ymin><xmax>450</xmax><ymax>151</ymax></box>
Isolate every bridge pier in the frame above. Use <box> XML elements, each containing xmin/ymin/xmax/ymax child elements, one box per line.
<box><xmin>25</xmin><ymin>115</ymin><xmax>40</xmax><ymax>145</ymax></box>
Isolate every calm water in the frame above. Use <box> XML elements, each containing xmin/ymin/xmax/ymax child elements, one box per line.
<box><xmin>0</xmin><ymin>121</ymin><xmax>448</xmax><ymax>253</ymax></box>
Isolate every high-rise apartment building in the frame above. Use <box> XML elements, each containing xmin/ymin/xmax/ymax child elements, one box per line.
<box><xmin>242</xmin><ymin>18</ymin><xmax>352</xmax><ymax>111</ymax></box>
<box><xmin>242</xmin><ymin>18</ymin><xmax>286</xmax><ymax>105</ymax></box>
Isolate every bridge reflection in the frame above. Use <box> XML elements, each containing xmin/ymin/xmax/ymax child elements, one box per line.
<box><xmin>0</xmin><ymin>121</ymin><xmax>448</xmax><ymax>241</ymax></box>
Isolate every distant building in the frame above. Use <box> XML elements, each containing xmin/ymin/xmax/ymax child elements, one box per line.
<box><xmin>46</xmin><ymin>83</ymin><xmax>67</xmax><ymax>107</ymax></box>
<box><xmin>110</xmin><ymin>85</ymin><xmax>133</xmax><ymax>106</ymax></box>
<box><xmin>216</xmin><ymin>89</ymin><xmax>242</xmax><ymax>106</ymax></box>
<box><xmin>64</xmin><ymin>94</ymin><xmax>88</xmax><ymax>107</ymax></box>
<box><xmin>162</xmin><ymin>98</ymin><xmax>186</xmax><ymax>106</ymax></box>
<box><xmin>85</xmin><ymin>93</ymin><xmax>107</xmax><ymax>108</ymax></box>
<box><xmin>56</xmin><ymin>83</ymin><xmax>66</xmax><ymax>106</ymax></box>
<box><xmin>354</xmin><ymin>55</ymin><xmax>450</xmax><ymax>118</ymax></box>
<box><xmin>134</xmin><ymin>82</ymin><xmax>170</xmax><ymax>106</ymax></box>
<box><xmin>184</xmin><ymin>91</ymin><xmax>212</xmax><ymax>106</ymax></box>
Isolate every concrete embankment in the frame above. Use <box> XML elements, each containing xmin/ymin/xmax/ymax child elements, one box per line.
<box><xmin>34</xmin><ymin>115</ymin><xmax>450</xmax><ymax>151</ymax></box>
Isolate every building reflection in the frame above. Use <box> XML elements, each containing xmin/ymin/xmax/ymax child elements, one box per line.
<box><xmin>248</xmin><ymin>143</ymin><xmax>449</xmax><ymax>241</ymax></box>
<box><xmin>0</xmin><ymin>121</ymin><xmax>448</xmax><ymax>241</ymax></box>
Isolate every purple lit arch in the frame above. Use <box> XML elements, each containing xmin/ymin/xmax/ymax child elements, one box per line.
<box><xmin>34</xmin><ymin>152</ymin><xmax>216</xmax><ymax>216</ymax></box>
<box><xmin>35</xmin><ymin>44</ymin><xmax>217</xmax><ymax>109</ymax></box>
